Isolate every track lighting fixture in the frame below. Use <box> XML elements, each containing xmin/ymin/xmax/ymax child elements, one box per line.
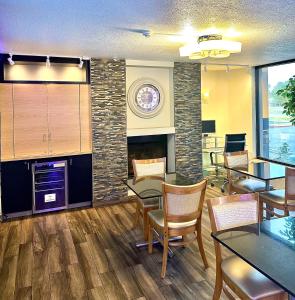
<box><xmin>46</xmin><ymin>55</ymin><xmax>50</xmax><ymax>68</ymax></box>
<box><xmin>226</xmin><ymin>65</ymin><xmax>230</xmax><ymax>72</ymax></box>
<box><xmin>78</xmin><ymin>57</ymin><xmax>84</xmax><ymax>69</ymax></box>
<box><xmin>7</xmin><ymin>53</ymin><xmax>15</xmax><ymax>65</ymax></box>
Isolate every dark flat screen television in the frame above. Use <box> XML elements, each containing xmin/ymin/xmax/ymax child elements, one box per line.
<box><xmin>202</xmin><ymin>120</ymin><xmax>216</xmax><ymax>134</ymax></box>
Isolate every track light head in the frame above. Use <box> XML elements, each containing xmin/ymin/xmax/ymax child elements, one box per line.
<box><xmin>226</xmin><ymin>65</ymin><xmax>230</xmax><ymax>72</ymax></box>
<box><xmin>46</xmin><ymin>55</ymin><xmax>50</xmax><ymax>68</ymax></box>
<box><xmin>78</xmin><ymin>57</ymin><xmax>84</xmax><ymax>69</ymax></box>
<box><xmin>7</xmin><ymin>53</ymin><xmax>15</xmax><ymax>65</ymax></box>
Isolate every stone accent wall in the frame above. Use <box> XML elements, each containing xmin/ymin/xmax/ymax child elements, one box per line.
<box><xmin>90</xmin><ymin>59</ymin><xmax>128</xmax><ymax>206</ymax></box>
<box><xmin>174</xmin><ymin>62</ymin><xmax>203</xmax><ymax>182</ymax></box>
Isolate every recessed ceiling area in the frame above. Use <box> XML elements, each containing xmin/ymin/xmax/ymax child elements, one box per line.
<box><xmin>1</xmin><ymin>0</ymin><xmax>295</xmax><ymax>66</ymax></box>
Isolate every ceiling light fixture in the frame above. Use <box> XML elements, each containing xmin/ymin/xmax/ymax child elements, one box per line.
<box><xmin>46</xmin><ymin>55</ymin><xmax>50</xmax><ymax>68</ymax></box>
<box><xmin>179</xmin><ymin>34</ymin><xmax>241</xmax><ymax>60</ymax></box>
<box><xmin>7</xmin><ymin>53</ymin><xmax>15</xmax><ymax>65</ymax></box>
<box><xmin>78</xmin><ymin>57</ymin><xmax>84</xmax><ymax>68</ymax></box>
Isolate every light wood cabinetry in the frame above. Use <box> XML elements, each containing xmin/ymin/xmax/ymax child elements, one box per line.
<box><xmin>80</xmin><ymin>84</ymin><xmax>92</xmax><ymax>153</ymax></box>
<box><xmin>0</xmin><ymin>83</ymin><xmax>92</xmax><ymax>161</ymax></box>
<box><xmin>47</xmin><ymin>84</ymin><xmax>80</xmax><ymax>154</ymax></box>
<box><xmin>13</xmin><ymin>84</ymin><xmax>48</xmax><ymax>158</ymax></box>
<box><xmin>0</xmin><ymin>84</ymin><xmax>14</xmax><ymax>160</ymax></box>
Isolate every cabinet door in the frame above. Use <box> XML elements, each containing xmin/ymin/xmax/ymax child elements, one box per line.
<box><xmin>80</xmin><ymin>85</ymin><xmax>92</xmax><ymax>153</ymax></box>
<box><xmin>47</xmin><ymin>84</ymin><xmax>80</xmax><ymax>155</ymax></box>
<box><xmin>13</xmin><ymin>84</ymin><xmax>48</xmax><ymax>158</ymax></box>
<box><xmin>0</xmin><ymin>84</ymin><xmax>14</xmax><ymax>160</ymax></box>
<box><xmin>1</xmin><ymin>161</ymin><xmax>33</xmax><ymax>215</ymax></box>
<box><xmin>68</xmin><ymin>154</ymin><xmax>92</xmax><ymax>204</ymax></box>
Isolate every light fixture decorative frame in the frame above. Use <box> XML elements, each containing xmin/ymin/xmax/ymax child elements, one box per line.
<box><xmin>179</xmin><ymin>34</ymin><xmax>241</xmax><ymax>59</ymax></box>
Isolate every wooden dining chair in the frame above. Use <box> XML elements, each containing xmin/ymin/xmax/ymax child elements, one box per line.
<box><xmin>132</xmin><ymin>157</ymin><xmax>166</xmax><ymax>240</ymax></box>
<box><xmin>147</xmin><ymin>179</ymin><xmax>208</xmax><ymax>278</ymax></box>
<box><xmin>224</xmin><ymin>150</ymin><xmax>269</xmax><ymax>194</ymax></box>
<box><xmin>207</xmin><ymin>193</ymin><xmax>286</xmax><ymax>300</ymax></box>
<box><xmin>259</xmin><ymin>167</ymin><xmax>295</xmax><ymax>220</ymax></box>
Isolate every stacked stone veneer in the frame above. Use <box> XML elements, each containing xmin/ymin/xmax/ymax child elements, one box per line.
<box><xmin>174</xmin><ymin>62</ymin><xmax>203</xmax><ymax>182</ymax></box>
<box><xmin>90</xmin><ymin>58</ymin><xmax>128</xmax><ymax>206</ymax></box>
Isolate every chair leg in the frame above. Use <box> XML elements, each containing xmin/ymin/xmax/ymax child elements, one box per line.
<box><xmin>143</xmin><ymin>208</ymin><xmax>149</xmax><ymax>241</ymax></box>
<box><xmin>213</xmin><ymin>267</ymin><xmax>223</xmax><ymax>300</ymax></box>
<box><xmin>133</xmin><ymin>201</ymin><xmax>140</xmax><ymax>228</ymax></box>
<box><xmin>196</xmin><ymin>221</ymin><xmax>209</xmax><ymax>269</ymax></box>
<box><xmin>148</xmin><ymin>219</ymin><xmax>153</xmax><ymax>254</ymax></box>
<box><xmin>161</xmin><ymin>235</ymin><xmax>169</xmax><ymax>278</ymax></box>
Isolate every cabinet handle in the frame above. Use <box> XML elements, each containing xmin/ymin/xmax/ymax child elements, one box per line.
<box><xmin>43</xmin><ymin>134</ymin><xmax>47</xmax><ymax>142</ymax></box>
<box><xmin>48</xmin><ymin>133</ymin><xmax>51</xmax><ymax>141</ymax></box>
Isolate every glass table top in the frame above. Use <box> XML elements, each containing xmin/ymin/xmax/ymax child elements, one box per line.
<box><xmin>124</xmin><ymin>173</ymin><xmax>195</xmax><ymax>199</ymax></box>
<box><xmin>226</xmin><ymin>160</ymin><xmax>286</xmax><ymax>181</ymax></box>
<box><xmin>212</xmin><ymin>217</ymin><xmax>295</xmax><ymax>296</ymax></box>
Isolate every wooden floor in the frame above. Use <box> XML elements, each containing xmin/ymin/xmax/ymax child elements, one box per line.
<box><xmin>0</xmin><ymin>186</ymin><xmax>228</xmax><ymax>300</ymax></box>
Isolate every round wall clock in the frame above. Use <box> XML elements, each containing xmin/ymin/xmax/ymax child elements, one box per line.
<box><xmin>128</xmin><ymin>78</ymin><xmax>165</xmax><ymax>118</ymax></box>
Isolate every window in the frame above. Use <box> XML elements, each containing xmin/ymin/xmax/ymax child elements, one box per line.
<box><xmin>256</xmin><ymin>61</ymin><xmax>295</xmax><ymax>165</ymax></box>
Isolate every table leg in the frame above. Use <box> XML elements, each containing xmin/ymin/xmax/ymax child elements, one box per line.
<box><xmin>265</xmin><ymin>180</ymin><xmax>273</xmax><ymax>220</ymax></box>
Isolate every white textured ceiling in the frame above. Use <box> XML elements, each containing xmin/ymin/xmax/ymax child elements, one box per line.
<box><xmin>1</xmin><ymin>0</ymin><xmax>295</xmax><ymax>66</ymax></box>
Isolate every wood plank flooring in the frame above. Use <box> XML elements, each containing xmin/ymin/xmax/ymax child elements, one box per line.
<box><xmin>0</xmin><ymin>187</ymin><xmax>228</xmax><ymax>300</ymax></box>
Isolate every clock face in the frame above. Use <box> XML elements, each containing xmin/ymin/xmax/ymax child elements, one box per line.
<box><xmin>135</xmin><ymin>84</ymin><xmax>160</xmax><ymax>113</ymax></box>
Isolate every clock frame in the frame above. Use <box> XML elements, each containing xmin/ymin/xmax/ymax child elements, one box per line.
<box><xmin>127</xmin><ymin>78</ymin><xmax>165</xmax><ymax>119</ymax></box>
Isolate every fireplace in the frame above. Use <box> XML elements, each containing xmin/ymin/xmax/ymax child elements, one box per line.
<box><xmin>127</xmin><ymin>135</ymin><xmax>168</xmax><ymax>177</ymax></box>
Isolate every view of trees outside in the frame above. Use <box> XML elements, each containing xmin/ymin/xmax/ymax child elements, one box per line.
<box><xmin>265</xmin><ymin>63</ymin><xmax>295</xmax><ymax>164</ymax></box>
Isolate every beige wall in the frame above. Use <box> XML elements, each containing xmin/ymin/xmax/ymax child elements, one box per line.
<box><xmin>202</xmin><ymin>68</ymin><xmax>254</xmax><ymax>155</ymax></box>
<box><xmin>126</xmin><ymin>64</ymin><xmax>174</xmax><ymax>129</ymax></box>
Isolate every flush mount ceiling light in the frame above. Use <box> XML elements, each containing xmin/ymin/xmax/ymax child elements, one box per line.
<box><xmin>78</xmin><ymin>57</ymin><xmax>84</xmax><ymax>69</ymax></box>
<box><xmin>7</xmin><ymin>53</ymin><xmax>15</xmax><ymax>65</ymax></box>
<box><xmin>179</xmin><ymin>34</ymin><xmax>241</xmax><ymax>60</ymax></box>
<box><xmin>46</xmin><ymin>55</ymin><xmax>50</xmax><ymax>67</ymax></box>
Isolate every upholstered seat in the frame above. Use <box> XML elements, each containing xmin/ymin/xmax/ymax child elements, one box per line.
<box><xmin>259</xmin><ymin>167</ymin><xmax>295</xmax><ymax>219</ymax></box>
<box><xmin>232</xmin><ymin>178</ymin><xmax>271</xmax><ymax>192</ymax></box>
<box><xmin>260</xmin><ymin>189</ymin><xmax>285</xmax><ymax>203</ymax></box>
<box><xmin>222</xmin><ymin>256</ymin><xmax>284</xmax><ymax>300</ymax></box>
<box><xmin>148</xmin><ymin>209</ymin><xmax>196</xmax><ymax>229</ymax></box>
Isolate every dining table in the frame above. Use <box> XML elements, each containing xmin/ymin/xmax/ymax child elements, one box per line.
<box><xmin>124</xmin><ymin>172</ymin><xmax>196</xmax><ymax>254</ymax></box>
<box><xmin>212</xmin><ymin>216</ymin><xmax>295</xmax><ymax>299</ymax></box>
<box><xmin>224</xmin><ymin>159</ymin><xmax>286</xmax><ymax>191</ymax></box>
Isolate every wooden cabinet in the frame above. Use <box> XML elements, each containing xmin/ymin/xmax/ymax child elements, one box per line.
<box><xmin>0</xmin><ymin>84</ymin><xmax>14</xmax><ymax>160</ymax></box>
<box><xmin>47</xmin><ymin>84</ymin><xmax>80</xmax><ymax>154</ymax></box>
<box><xmin>13</xmin><ymin>84</ymin><xmax>48</xmax><ymax>158</ymax></box>
<box><xmin>0</xmin><ymin>83</ymin><xmax>92</xmax><ymax>160</ymax></box>
<box><xmin>80</xmin><ymin>85</ymin><xmax>92</xmax><ymax>153</ymax></box>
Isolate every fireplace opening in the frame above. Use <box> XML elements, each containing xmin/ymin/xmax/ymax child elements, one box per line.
<box><xmin>127</xmin><ymin>135</ymin><xmax>168</xmax><ymax>177</ymax></box>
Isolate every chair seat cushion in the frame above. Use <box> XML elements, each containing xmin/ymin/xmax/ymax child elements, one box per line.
<box><xmin>148</xmin><ymin>209</ymin><xmax>196</xmax><ymax>229</ymax></box>
<box><xmin>137</xmin><ymin>197</ymin><xmax>159</xmax><ymax>208</ymax></box>
<box><xmin>260</xmin><ymin>189</ymin><xmax>285</xmax><ymax>204</ymax></box>
<box><xmin>222</xmin><ymin>256</ymin><xmax>284</xmax><ymax>299</ymax></box>
<box><xmin>232</xmin><ymin>178</ymin><xmax>270</xmax><ymax>192</ymax></box>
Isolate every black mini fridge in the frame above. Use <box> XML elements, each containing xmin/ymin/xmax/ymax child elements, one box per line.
<box><xmin>32</xmin><ymin>160</ymin><xmax>68</xmax><ymax>214</ymax></box>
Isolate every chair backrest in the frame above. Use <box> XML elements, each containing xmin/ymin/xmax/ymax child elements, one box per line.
<box><xmin>162</xmin><ymin>180</ymin><xmax>207</xmax><ymax>226</ymax></box>
<box><xmin>224</xmin><ymin>150</ymin><xmax>248</xmax><ymax>180</ymax></box>
<box><xmin>207</xmin><ymin>193</ymin><xmax>259</xmax><ymax>266</ymax></box>
<box><xmin>132</xmin><ymin>157</ymin><xmax>166</xmax><ymax>178</ymax></box>
<box><xmin>286</xmin><ymin>167</ymin><xmax>295</xmax><ymax>201</ymax></box>
<box><xmin>224</xmin><ymin>133</ymin><xmax>246</xmax><ymax>153</ymax></box>
<box><xmin>207</xmin><ymin>193</ymin><xmax>259</xmax><ymax>232</ymax></box>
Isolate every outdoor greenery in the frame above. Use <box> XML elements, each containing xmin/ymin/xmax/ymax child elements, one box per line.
<box><xmin>276</xmin><ymin>75</ymin><xmax>295</xmax><ymax>125</ymax></box>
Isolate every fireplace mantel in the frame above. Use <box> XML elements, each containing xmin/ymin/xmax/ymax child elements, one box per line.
<box><xmin>127</xmin><ymin>127</ymin><xmax>175</xmax><ymax>137</ymax></box>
